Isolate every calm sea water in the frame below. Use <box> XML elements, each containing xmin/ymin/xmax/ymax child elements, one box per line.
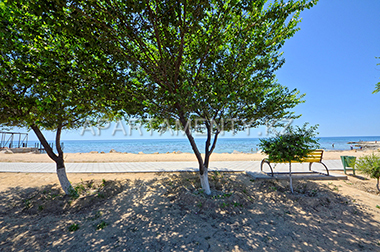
<box><xmin>26</xmin><ymin>136</ymin><xmax>380</xmax><ymax>154</ymax></box>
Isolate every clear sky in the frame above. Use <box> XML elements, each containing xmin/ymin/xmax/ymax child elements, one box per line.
<box><xmin>276</xmin><ymin>0</ymin><xmax>380</xmax><ymax>137</ymax></box>
<box><xmin>9</xmin><ymin>1</ymin><xmax>380</xmax><ymax>141</ymax></box>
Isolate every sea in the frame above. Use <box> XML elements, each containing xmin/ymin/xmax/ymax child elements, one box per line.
<box><xmin>25</xmin><ymin>136</ymin><xmax>380</xmax><ymax>154</ymax></box>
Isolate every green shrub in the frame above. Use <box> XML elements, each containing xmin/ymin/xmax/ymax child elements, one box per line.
<box><xmin>96</xmin><ymin>221</ymin><xmax>108</xmax><ymax>230</ymax></box>
<box><xmin>258</xmin><ymin>123</ymin><xmax>320</xmax><ymax>163</ymax></box>
<box><xmin>68</xmin><ymin>187</ymin><xmax>79</xmax><ymax>199</ymax></box>
<box><xmin>258</xmin><ymin>123</ymin><xmax>320</xmax><ymax>193</ymax></box>
<box><xmin>68</xmin><ymin>223</ymin><xmax>79</xmax><ymax>232</ymax></box>
<box><xmin>355</xmin><ymin>153</ymin><xmax>380</xmax><ymax>192</ymax></box>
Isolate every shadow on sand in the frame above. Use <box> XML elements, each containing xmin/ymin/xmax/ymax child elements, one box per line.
<box><xmin>0</xmin><ymin>172</ymin><xmax>379</xmax><ymax>251</ymax></box>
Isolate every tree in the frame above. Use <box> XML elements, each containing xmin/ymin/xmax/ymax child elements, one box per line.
<box><xmin>355</xmin><ymin>153</ymin><xmax>380</xmax><ymax>192</ymax></box>
<box><xmin>258</xmin><ymin>123</ymin><xmax>320</xmax><ymax>193</ymax></box>
<box><xmin>62</xmin><ymin>0</ymin><xmax>318</xmax><ymax>194</ymax></box>
<box><xmin>0</xmin><ymin>1</ymin><xmax>135</xmax><ymax>194</ymax></box>
<box><xmin>374</xmin><ymin>57</ymin><xmax>380</xmax><ymax>94</ymax></box>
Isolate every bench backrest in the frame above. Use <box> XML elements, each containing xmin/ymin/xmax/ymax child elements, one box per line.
<box><xmin>297</xmin><ymin>149</ymin><xmax>324</xmax><ymax>163</ymax></box>
<box><xmin>267</xmin><ymin>149</ymin><xmax>324</xmax><ymax>163</ymax></box>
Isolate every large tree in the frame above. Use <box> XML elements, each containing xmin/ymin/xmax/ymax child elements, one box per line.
<box><xmin>0</xmin><ymin>1</ymin><xmax>137</xmax><ymax>194</ymax></box>
<box><xmin>53</xmin><ymin>0</ymin><xmax>316</xmax><ymax>194</ymax></box>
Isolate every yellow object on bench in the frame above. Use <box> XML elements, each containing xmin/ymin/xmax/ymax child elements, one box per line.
<box><xmin>260</xmin><ymin>149</ymin><xmax>329</xmax><ymax>176</ymax></box>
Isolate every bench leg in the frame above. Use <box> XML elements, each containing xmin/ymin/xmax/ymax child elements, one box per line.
<box><xmin>309</xmin><ymin>162</ymin><xmax>329</xmax><ymax>176</ymax></box>
<box><xmin>261</xmin><ymin>160</ymin><xmax>274</xmax><ymax>177</ymax></box>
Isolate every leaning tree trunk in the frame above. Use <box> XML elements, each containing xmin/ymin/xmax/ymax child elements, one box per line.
<box><xmin>179</xmin><ymin>117</ymin><xmax>211</xmax><ymax>194</ymax></box>
<box><xmin>31</xmin><ymin>124</ymin><xmax>74</xmax><ymax>195</ymax></box>
<box><xmin>289</xmin><ymin>162</ymin><xmax>294</xmax><ymax>193</ymax></box>
<box><xmin>55</xmin><ymin>156</ymin><xmax>73</xmax><ymax>195</ymax></box>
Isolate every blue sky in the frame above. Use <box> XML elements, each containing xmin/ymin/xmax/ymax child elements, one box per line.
<box><xmin>10</xmin><ymin>1</ymin><xmax>380</xmax><ymax>141</ymax></box>
<box><xmin>276</xmin><ymin>0</ymin><xmax>380</xmax><ymax>137</ymax></box>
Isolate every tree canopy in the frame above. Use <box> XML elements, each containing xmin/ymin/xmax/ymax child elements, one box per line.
<box><xmin>258</xmin><ymin>123</ymin><xmax>320</xmax><ymax>193</ymax></box>
<box><xmin>355</xmin><ymin>153</ymin><xmax>380</xmax><ymax>192</ymax></box>
<box><xmin>0</xmin><ymin>0</ymin><xmax>139</xmax><ymax>194</ymax></box>
<box><xmin>258</xmin><ymin>123</ymin><xmax>320</xmax><ymax>163</ymax></box>
<box><xmin>1</xmin><ymin>0</ymin><xmax>319</xmax><ymax>195</ymax></box>
<box><xmin>55</xmin><ymin>0</ymin><xmax>319</xmax><ymax>194</ymax></box>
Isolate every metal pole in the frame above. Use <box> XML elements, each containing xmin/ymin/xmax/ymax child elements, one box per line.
<box><xmin>18</xmin><ymin>133</ymin><xmax>21</xmax><ymax>148</ymax></box>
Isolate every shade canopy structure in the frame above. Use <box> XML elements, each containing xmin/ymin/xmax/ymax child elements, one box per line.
<box><xmin>0</xmin><ymin>131</ymin><xmax>28</xmax><ymax>149</ymax></box>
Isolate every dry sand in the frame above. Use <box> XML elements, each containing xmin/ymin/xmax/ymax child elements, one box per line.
<box><xmin>0</xmin><ymin>171</ymin><xmax>379</xmax><ymax>251</ymax></box>
<box><xmin>1</xmin><ymin>150</ymin><xmax>380</xmax><ymax>251</ymax></box>
<box><xmin>0</xmin><ymin>149</ymin><xmax>377</xmax><ymax>163</ymax></box>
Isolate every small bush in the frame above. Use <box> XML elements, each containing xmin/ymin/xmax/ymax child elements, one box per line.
<box><xmin>68</xmin><ymin>223</ymin><xmax>79</xmax><ymax>232</ymax></box>
<box><xmin>355</xmin><ymin>153</ymin><xmax>380</xmax><ymax>192</ymax></box>
<box><xmin>96</xmin><ymin>221</ymin><xmax>108</xmax><ymax>230</ymax></box>
<box><xmin>258</xmin><ymin>123</ymin><xmax>320</xmax><ymax>193</ymax></box>
<box><xmin>68</xmin><ymin>187</ymin><xmax>79</xmax><ymax>199</ymax></box>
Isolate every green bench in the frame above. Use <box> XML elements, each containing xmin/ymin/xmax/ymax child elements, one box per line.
<box><xmin>340</xmin><ymin>156</ymin><xmax>356</xmax><ymax>175</ymax></box>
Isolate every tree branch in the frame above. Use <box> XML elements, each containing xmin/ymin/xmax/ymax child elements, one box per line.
<box><xmin>173</xmin><ymin>1</ymin><xmax>186</xmax><ymax>87</ymax></box>
<box><xmin>31</xmin><ymin>124</ymin><xmax>57</xmax><ymax>162</ymax></box>
<box><xmin>209</xmin><ymin>130</ymin><xmax>220</xmax><ymax>156</ymax></box>
<box><xmin>56</xmin><ymin>123</ymin><xmax>63</xmax><ymax>159</ymax></box>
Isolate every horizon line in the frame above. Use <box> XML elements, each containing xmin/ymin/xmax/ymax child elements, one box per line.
<box><xmin>26</xmin><ymin>135</ymin><xmax>380</xmax><ymax>142</ymax></box>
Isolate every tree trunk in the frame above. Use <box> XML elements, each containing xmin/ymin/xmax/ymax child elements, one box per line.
<box><xmin>289</xmin><ymin>162</ymin><xmax>294</xmax><ymax>193</ymax></box>
<box><xmin>200</xmin><ymin>168</ymin><xmax>211</xmax><ymax>195</ymax></box>
<box><xmin>179</xmin><ymin>117</ymin><xmax>211</xmax><ymax>194</ymax></box>
<box><xmin>204</xmin><ymin>122</ymin><xmax>219</xmax><ymax>170</ymax></box>
<box><xmin>56</xmin><ymin>157</ymin><xmax>73</xmax><ymax>195</ymax></box>
<box><xmin>31</xmin><ymin>124</ymin><xmax>74</xmax><ymax>195</ymax></box>
<box><xmin>377</xmin><ymin>178</ymin><xmax>379</xmax><ymax>192</ymax></box>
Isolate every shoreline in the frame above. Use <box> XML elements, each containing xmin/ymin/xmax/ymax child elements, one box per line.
<box><xmin>0</xmin><ymin>149</ymin><xmax>378</xmax><ymax>163</ymax></box>
<box><xmin>8</xmin><ymin>136</ymin><xmax>380</xmax><ymax>154</ymax></box>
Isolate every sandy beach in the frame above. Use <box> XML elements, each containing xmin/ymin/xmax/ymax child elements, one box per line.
<box><xmin>0</xmin><ymin>149</ymin><xmax>377</xmax><ymax>163</ymax></box>
<box><xmin>0</xmin><ymin>171</ymin><xmax>379</xmax><ymax>251</ymax></box>
<box><xmin>1</xmin><ymin>150</ymin><xmax>379</xmax><ymax>251</ymax></box>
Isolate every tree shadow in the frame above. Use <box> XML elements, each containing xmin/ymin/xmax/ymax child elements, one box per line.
<box><xmin>0</xmin><ymin>172</ymin><xmax>379</xmax><ymax>251</ymax></box>
<box><xmin>348</xmin><ymin>174</ymin><xmax>369</xmax><ymax>180</ymax></box>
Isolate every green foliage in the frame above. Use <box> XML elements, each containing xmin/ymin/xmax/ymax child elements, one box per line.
<box><xmin>74</xmin><ymin>183</ymin><xmax>86</xmax><ymax>195</ymax></box>
<box><xmin>60</xmin><ymin>0</ymin><xmax>318</xmax><ymax>178</ymax></box>
<box><xmin>220</xmin><ymin>202</ymin><xmax>229</xmax><ymax>209</ymax></box>
<box><xmin>101</xmin><ymin>179</ymin><xmax>107</xmax><ymax>187</ymax></box>
<box><xmin>68</xmin><ymin>223</ymin><xmax>80</xmax><ymax>232</ymax></box>
<box><xmin>23</xmin><ymin>199</ymin><xmax>31</xmax><ymax>209</ymax></box>
<box><xmin>233</xmin><ymin>202</ymin><xmax>243</xmax><ymax>207</ymax></box>
<box><xmin>68</xmin><ymin>187</ymin><xmax>79</xmax><ymax>199</ymax></box>
<box><xmin>355</xmin><ymin>153</ymin><xmax>380</xmax><ymax>191</ymax></box>
<box><xmin>258</xmin><ymin>123</ymin><xmax>320</xmax><ymax>163</ymax></box>
<box><xmin>355</xmin><ymin>153</ymin><xmax>380</xmax><ymax>179</ymax></box>
<box><xmin>374</xmin><ymin>57</ymin><xmax>380</xmax><ymax>94</ymax></box>
<box><xmin>1</xmin><ymin>0</ymin><xmax>319</xmax><ymax>194</ymax></box>
<box><xmin>0</xmin><ymin>0</ymin><xmax>142</xmax><ymax>194</ymax></box>
<box><xmin>0</xmin><ymin>1</ymin><xmax>113</xmax><ymax>130</ymax></box>
<box><xmin>96</xmin><ymin>221</ymin><xmax>108</xmax><ymax>230</ymax></box>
